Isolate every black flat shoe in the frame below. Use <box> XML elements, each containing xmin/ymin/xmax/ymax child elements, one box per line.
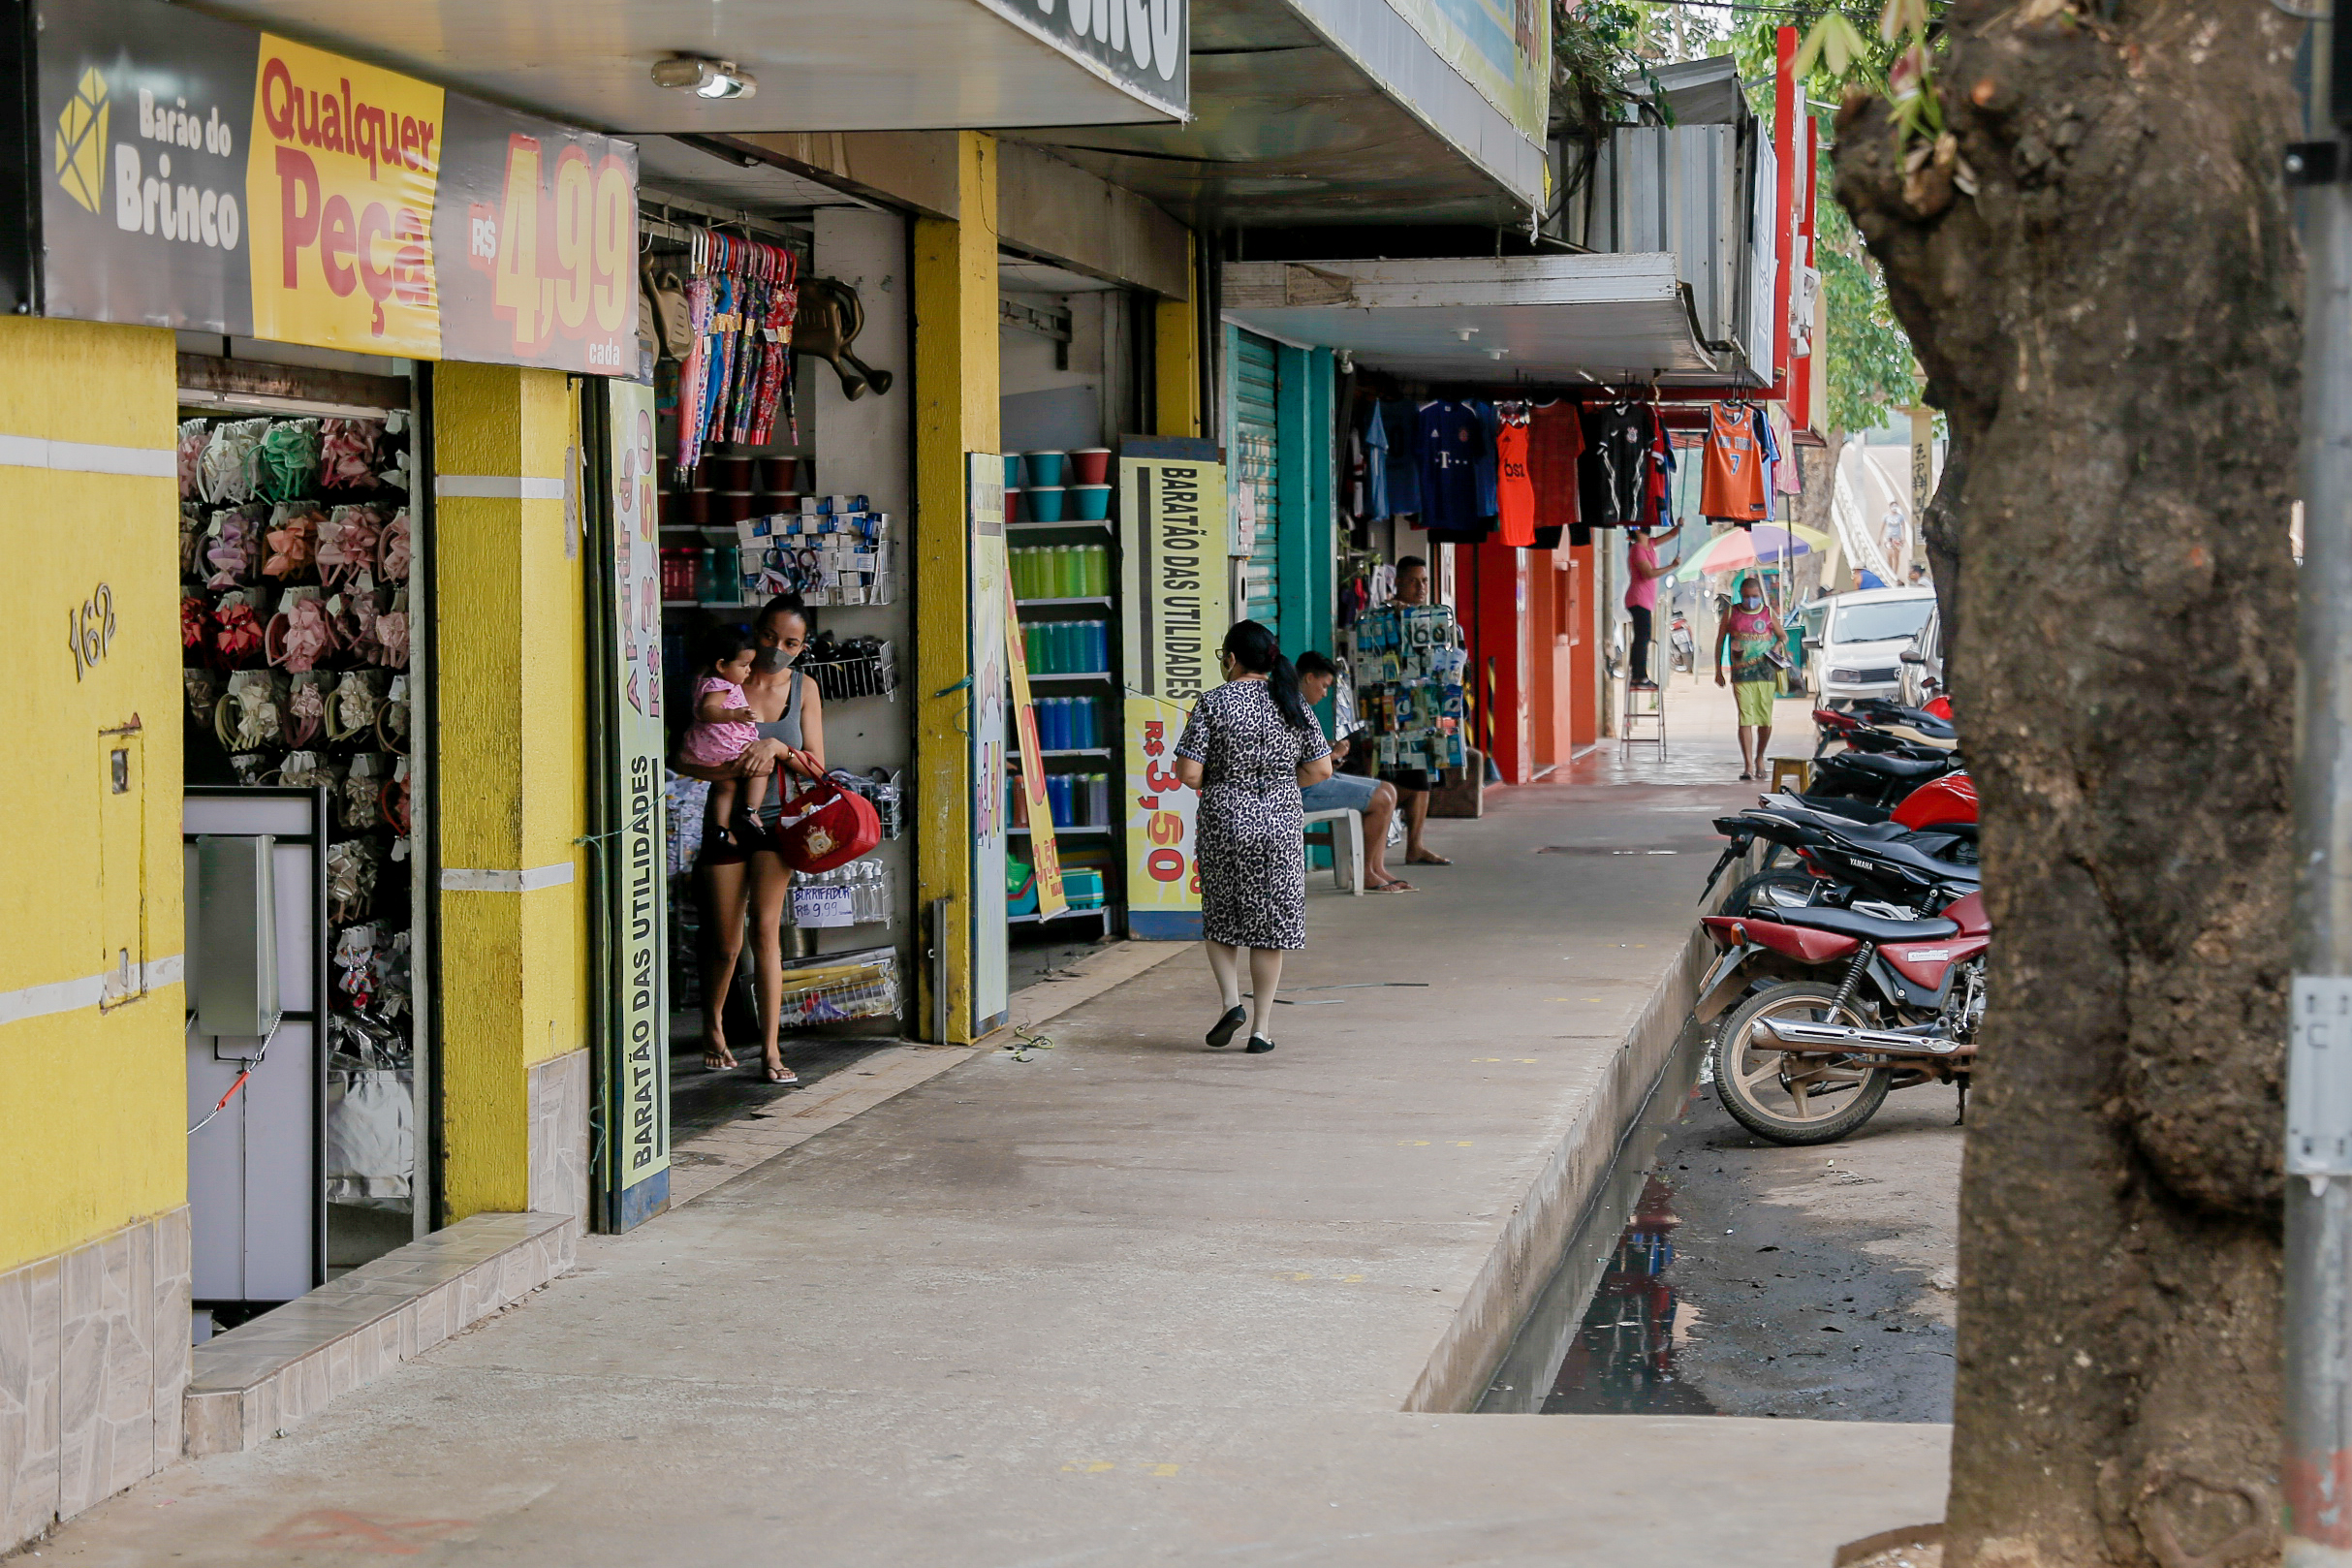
<box><xmin>1243</xmin><ymin>1036</ymin><xmax>1276</xmax><ymax>1054</ymax></box>
<box><xmin>1206</xmin><ymin>1006</ymin><xmax>1247</xmax><ymax>1049</ymax></box>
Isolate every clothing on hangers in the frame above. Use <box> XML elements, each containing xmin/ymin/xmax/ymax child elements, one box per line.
<box><xmin>1753</xmin><ymin>404</ymin><xmax>1783</xmax><ymax>520</ymax></box>
<box><xmin>1364</xmin><ymin>401</ymin><xmax>1391</xmax><ymax>520</ymax></box>
<box><xmin>1699</xmin><ymin>401</ymin><xmax>1769</xmax><ymax>524</ymax></box>
<box><xmin>1380</xmin><ymin>398</ymin><xmax>1423</xmax><ymax>517</ymax></box>
<box><xmin>1527</xmin><ymin>400</ymin><xmax>1584</xmax><ymax>549</ymax></box>
<box><xmin>1495</xmin><ymin>417</ymin><xmax>1535</xmax><ymax>548</ymax></box>
<box><xmin>1472</xmin><ymin>399</ymin><xmax>1501</xmax><ymax>520</ymax></box>
<box><xmin>1413</xmin><ymin>399</ymin><xmax>1490</xmax><ymax>541</ymax></box>
<box><xmin>1581</xmin><ymin>399</ymin><xmax>1655</xmax><ymax>529</ymax></box>
<box><xmin>1770</xmin><ymin>405</ymin><xmax>1803</xmax><ymax>499</ymax></box>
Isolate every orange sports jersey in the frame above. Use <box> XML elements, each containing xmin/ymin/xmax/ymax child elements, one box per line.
<box><xmin>1494</xmin><ymin>422</ymin><xmax>1535</xmax><ymax>547</ymax></box>
<box><xmin>1700</xmin><ymin>402</ymin><xmax>1769</xmax><ymax>522</ymax></box>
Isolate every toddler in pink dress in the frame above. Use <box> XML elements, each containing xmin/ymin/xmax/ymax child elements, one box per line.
<box><xmin>684</xmin><ymin>629</ymin><xmax>767</xmax><ymax>843</ymax></box>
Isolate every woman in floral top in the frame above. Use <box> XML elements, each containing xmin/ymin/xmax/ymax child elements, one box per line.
<box><xmin>1714</xmin><ymin>574</ymin><xmax>1783</xmax><ymax>780</ymax></box>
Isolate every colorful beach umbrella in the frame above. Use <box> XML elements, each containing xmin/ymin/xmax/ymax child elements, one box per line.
<box><xmin>1672</xmin><ymin>523</ymin><xmax>1832</xmax><ymax>580</ymax></box>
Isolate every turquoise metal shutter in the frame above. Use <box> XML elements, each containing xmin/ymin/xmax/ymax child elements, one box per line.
<box><xmin>1232</xmin><ymin>329</ymin><xmax>1281</xmax><ymax>643</ymax></box>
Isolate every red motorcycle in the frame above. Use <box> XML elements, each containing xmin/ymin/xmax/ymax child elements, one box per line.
<box><xmin>1693</xmin><ymin>890</ymin><xmax>1988</xmax><ymax>1145</ymax></box>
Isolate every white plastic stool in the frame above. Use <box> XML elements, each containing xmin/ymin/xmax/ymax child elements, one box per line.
<box><xmin>1302</xmin><ymin>808</ymin><xmax>1365</xmax><ymax>894</ymax></box>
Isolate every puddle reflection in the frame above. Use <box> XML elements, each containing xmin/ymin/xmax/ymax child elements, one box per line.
<box><xmin>1538</xmin><ymin>1175</ymin><xmax>1715</xmax><ymax>1414</ymax></box>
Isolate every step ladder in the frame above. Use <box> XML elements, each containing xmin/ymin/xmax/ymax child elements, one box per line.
<box><xmin>1620</xmin><ymin>681</ymin><xmax>1667</xmax><ymax>759</ymax></box>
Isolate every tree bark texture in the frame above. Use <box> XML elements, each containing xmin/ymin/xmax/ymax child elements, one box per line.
<box><xmin>1833</xmin><ymin>5</ymin><xmax>2299</xmax><ymax>1564</ymax></box>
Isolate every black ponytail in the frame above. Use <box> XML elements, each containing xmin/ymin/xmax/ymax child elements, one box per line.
<box><xmin>1223</xmin><ymin>619</ymin><xmax>1313</xmax><ymax>734</ymax></box>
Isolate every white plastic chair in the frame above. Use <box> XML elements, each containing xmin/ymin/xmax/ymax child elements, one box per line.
<box><xmin>1302</xmin><ymin>808</ymin><xmax>1365</xmax><ymax>895</ymax></box>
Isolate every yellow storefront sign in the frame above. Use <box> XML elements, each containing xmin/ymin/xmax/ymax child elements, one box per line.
<box><xmin>245</xmin><ymin>34</ymin><xmax>442</xmax><ymax>355</ymax></box>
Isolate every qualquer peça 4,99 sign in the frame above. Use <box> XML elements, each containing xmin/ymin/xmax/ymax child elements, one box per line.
<box><xmin>17</xmin><ymin>0</ymin><xmax>637</xmax><ymax>375</ymax></box>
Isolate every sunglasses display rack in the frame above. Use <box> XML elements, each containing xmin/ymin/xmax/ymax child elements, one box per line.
<box><xmin>176</xmin><ymin>408</ymin><xmax>420</xmax><ymax>1210</ymax></box>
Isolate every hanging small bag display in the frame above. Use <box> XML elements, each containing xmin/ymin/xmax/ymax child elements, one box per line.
<box><xmin>772</xmin><ymin>766</ymin><xmax>881</xmax><ymax>874</ymax></box>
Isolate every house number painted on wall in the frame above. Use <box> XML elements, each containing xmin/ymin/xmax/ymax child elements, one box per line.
<box><xmin>68</xmin><ymin>582</ymin><xmax>116</xmax><ymax>680</ymax></box>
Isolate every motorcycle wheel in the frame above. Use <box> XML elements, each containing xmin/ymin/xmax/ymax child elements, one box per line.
<box><xmin>1712</xmin><ymin>982</ymin><xmax>1894</xmax><ymax>1145</ymax></box>
<box><xmin>1717</xmin><ymin>868</ymin><xmax>1818</xmax><ymax>918</ymax></box>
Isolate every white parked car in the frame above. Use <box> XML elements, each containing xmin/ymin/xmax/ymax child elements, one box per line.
<box><xmin>1802</xmin><ymin>587</ymin><xmax>1937</xmax><ymax>707</ymax></box>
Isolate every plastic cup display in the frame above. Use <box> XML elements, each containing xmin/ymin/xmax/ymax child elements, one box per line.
<box><xmin>716</xmin><ymin>491</ymin><xmax>756</xmax><ymax>522</ymax></box>
<box><xmin>1084</xmin><ymin>544</ymin><xmax>1110</xmax><ymax>595</ymax></box>
<box><xmin>1027</xmin><ymin>486</ymin><xmax>1067</xmax><ymax>522</ymax></box>
<box><xmin>760</xmin><ymin>456</ymin><xmax>800</xmax><ymax>492</ymax></box>
<box><xmin>1004</xmin><ymin>454</ymin><xmax>1025</xmax><ymax>491</ymax></box>
<box><xmin>1025</xmin><ymin>451</ymin><xmax>1068</xmax><ymax>487</ymax></box>
<box><xmin>680</xmin><ymin>489</ymin><xmax>710</xmax><ymax>526</ymax></box>
<box><xmin>1071</xmin><ymin>484</ymin><xmax>1113</xmax><ymax>521</ymax></box>
<box><xmin>711</xmin><ymin>456</ymin><xmax>755</xmax><ymax>491</ymax></box>
<box><xmin>1070</xmin><ymin>448</ymin><xmax>1113</xmax><ymax>486</ymax></box>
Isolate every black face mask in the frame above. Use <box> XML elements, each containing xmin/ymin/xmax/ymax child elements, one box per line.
<box><xmin>752</xmin><ymin>645</ymin><xmax>795</xmax><ymax>673</ymax></box>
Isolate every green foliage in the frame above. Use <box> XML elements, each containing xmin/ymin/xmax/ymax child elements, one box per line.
<box><xmin>1551</xmin><ymin>0</ymin><xmax>1671</xmax><ymax>139</ymax></box>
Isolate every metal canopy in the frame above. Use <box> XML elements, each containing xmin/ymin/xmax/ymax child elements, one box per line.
<box><xmin>1220</xmin><ymin>256</ymin><xmax>1745</xmax><ymax>388</ymax></box>
<box><xmin>1020</xmin><ymin>0</ymin><xmax>1543</xmax><ymax>230</ymax></box>
<box><xmin>180</xmin><ymin>0</ymin><xmax>1184</xmax><ymax>134</ymax></box>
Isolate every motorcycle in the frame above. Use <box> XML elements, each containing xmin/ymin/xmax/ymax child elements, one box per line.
<box><xmin>1669</xmin><ymin>612</ymin><xmax>1697</xmax><ymax>674</ymax></box>
<box><xmin>1703</xmin><ymin>795</ymin><xmax>1980</xmax><ymax>919</ymax></box>
<box><xmin>1808</xmin><ymin>743</ymin><xmax>1967</xmax><ymax>808</ymax></box>
<box><xmin>1692</xmin><ymin>889</ymin><xmax>1988</xmax><ymax>1145</ymax></box>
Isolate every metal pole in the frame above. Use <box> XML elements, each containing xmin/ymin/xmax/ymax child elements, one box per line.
<box><xmin>2287</xmin><ymin>6</ymin><xmax>2352</xmax><ymax>1556</ymax></box>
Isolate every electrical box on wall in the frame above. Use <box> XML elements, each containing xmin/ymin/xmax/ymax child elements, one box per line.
<box><xmin>188</xmin><ymin>834</ymin><xmax>280</xmax><ymax>1039</ymax></box>
<box><xmin>97</xmin><ymin>725</ymin><xmax>147</xmax><ymax>1007</ymax></box>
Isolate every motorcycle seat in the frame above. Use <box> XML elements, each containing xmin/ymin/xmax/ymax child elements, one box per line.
<box><xmin>1830</xmin><ymin>835</ymin><xmax>1983</xmax><ymax>885</ymax></box>
<box><xmin>1769</xmin><ymin>905</ymin><xmax>1960</xmax><ymax>943</ymax></box>
<box><xmin>1836</xmin><ymin>752</ymin><xmax>1952</xmax><ymax>781</ymax></box>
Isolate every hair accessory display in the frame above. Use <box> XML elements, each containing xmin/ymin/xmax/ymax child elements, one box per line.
<box><xmin>200</xmin><ymin>419</ymin><xmax>268</xmax><ymax>503</ymax></box>
<box><xmin>208</xmin><ymin>594</ymin><xmax>267</xmax><ymax>668</ymax></box>
<box><xmin>376</xmin><ymin>508</ymin><xmax>412</xmax><ymax>582</ymax></box>
<box><xmin>177</xmin><ymin>420</ymin><xmax>210</xmax><ymax>498</ymax></box>
<box><xmin>318</xmin><ymin>420</ymin><xmax>380</xmax><ymax>488</ymax></box>
<box><xmin>180</xmin><ymin>505</ymin><xmax>208</xmax><ymax>578</ymax></box>
<box><xmin>251</xmin><ymin>418</ymin><xmax>322</xmax><ymax>502</ymax></box>
<box><xmin>266</xmin><ymin>588</ymin><xmax>338</xmax><ymax>672</ymax></box>
<box><xmin>325</xmin><ymin>837</ymin><xmax>381</xmax><ymax>925</ymax></box>
<box><xmin>183</xmin><ymin>668</ymin><xmax>222</xmax><ymax>723</ymax></box>
<box><xmin>264</xmin><ymin>504</ymin><xmax>322</xmax><ymax>579</ymax></box>
<box><xmin>326</xmin><ymin>668</ymin><xmax>386</xmax><ymax>743</ymax></box>
<box><xmin>341</xmin><ymin>753</ymin><xmax>389</xmax><ymax>830</ymax></box>
<box><xmin>181</xmin><ymin>593</ymin><xmax>210</xmax><ymax>656</ymax></box>
<box><xmin>204</xmin><ymin>506</ymin><xmax>264</xmax><ymax>588</ymax></box>
<box><xmin>318</xmin><ymin>505</ymin><xmax>384</xmax><ymax>589</ymax></box>
<box><xmin>216</xmin><ymin>670</ymin><xmax>290</xmax><ymax>752</ymax></box>
<box><xmin>375</xmin><ymin>674</ymin><xmax>410</xmax><ymax>756</ymax></box>
<box><xmin>286</xmin><ymin>672</ymin><xmax>329</xmax><ymax>745</ymax></box>
<box><xmin>369</xmin><ymin>592</ymin><xmax>410</xmax><ymax>670</ymax></box>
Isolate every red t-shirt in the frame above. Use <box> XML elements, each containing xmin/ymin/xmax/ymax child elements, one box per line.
<box><xmin>1495</xmin><ymin>423</ymin><xmax>1535</xmax><ymax>547</ymax></box>
<box><xmin>1527</xmin><ymin>402</ymin><xmax>1584</xmax><ymax>530</ymax></box>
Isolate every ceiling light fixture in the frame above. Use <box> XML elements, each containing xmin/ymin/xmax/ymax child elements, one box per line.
<box><xmin>652</xmin><ymin>56</ymin><xmax>757</xmax><ymax>100</ymax></box>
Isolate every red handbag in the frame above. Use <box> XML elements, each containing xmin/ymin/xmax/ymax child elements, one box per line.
<box><xmin>774</xmin><ymin>769</ymin><xmax>881</xmax><ymax>873</ymax></box>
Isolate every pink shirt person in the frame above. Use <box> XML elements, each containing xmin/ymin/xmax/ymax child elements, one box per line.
<box><xmin>1625</xmin><ymin>534</ymin><xmax>1661</xmax><ymax>612</ymax></box>
<box><xmin>684</xmin><ymin>676</ymin><xmax>759</xmax><ymax>766</ymax></box>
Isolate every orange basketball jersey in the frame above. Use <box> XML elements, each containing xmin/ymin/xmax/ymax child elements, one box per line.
<box><xmin>1700</xmin><ymin>403</ymin><xmax>1769</xmax><ymax>522</ymax></box>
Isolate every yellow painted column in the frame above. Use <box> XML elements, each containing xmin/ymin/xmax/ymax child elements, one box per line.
<box><xmin>0</xmin><ymin>319</ymin><xmax>185</xmax><ymax>1274</ymax></box>
<box><xmin>1154</xmin><ymin>232</ymin><xmax>1202</xmax><ymax>438</ymax></box>
<box><xmin>431</xmin><ymin>364</ymin><xmax>589</xmax><ymax>1217</ymax></box>
<box><xmin>912</xmin><ymin>133</ymin><xmax>1001</xmax><ymax>1044</ymax></box>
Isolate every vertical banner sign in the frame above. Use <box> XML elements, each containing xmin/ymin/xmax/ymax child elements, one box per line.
<box><xmin>1119</xmin><ymin>453</ymin><xmax>1231</xmax><ymax>941</ymax></box>
<box><xmin>603</xmin><ymin>379</ymin><xmax>668</xmax><ymax>1229</ymax></box>
<box><xmin>970</xmin><ymin>455</ymin><xmax>1011</xmax><ymax>1026</ymax></box>
<box><xmin>1004</xmin><ymin>571</ymin><xmax>1068</xmax><ymax>922</ymax></box>
<box><xmin>28</xmin><ymin>0</ymin><xmax>637</xmax><ymax>374</ymax></box>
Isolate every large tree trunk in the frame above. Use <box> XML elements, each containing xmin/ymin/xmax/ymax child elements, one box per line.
<box><xmin>1832</xmin><ymin>5</ymin><xmax>2299</xmax><ymax>1564</ymax></box>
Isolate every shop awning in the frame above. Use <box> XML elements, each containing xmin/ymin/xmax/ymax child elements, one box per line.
<box><xmin>183</xmin><ymin>0</ymin><xmax>1188</xmax><ymax>132</ymax></box>
<box><xmin>1220</xmin><ymin>255</ymin><xmax>1751</xmax><ymax>388</ymax></box>
<box><xmin>1021</xmin><ymin>0</ymin><xmax>1547</xmax><ymax>229</ymax></box>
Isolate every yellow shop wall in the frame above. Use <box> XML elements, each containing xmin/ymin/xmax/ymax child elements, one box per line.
<box><xmin>0</xmin><ymin>320</ymin><xmax>186</xmax><ymax>1275</ymax></box>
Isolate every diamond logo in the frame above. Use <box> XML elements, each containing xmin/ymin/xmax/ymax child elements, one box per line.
<box><xmin>54</xmin><ymin>67</ymin><xmax>109</xmax><ymax>215</ymax></box>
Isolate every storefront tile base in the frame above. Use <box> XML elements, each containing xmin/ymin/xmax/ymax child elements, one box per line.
<box><xmin>527</xmin><ymin>1049</ymin><xmax>590</xmax><ymax>1220</ymax></box>
<box><xmin>0</xmin><ymin>1207</ymin><xmax>190</xmax><ymax>1555</ymax></box>
<box><xmin>181</xmin><ymin>1211</ymin><xmax>575</xmax><ymax>1458</ymax></box>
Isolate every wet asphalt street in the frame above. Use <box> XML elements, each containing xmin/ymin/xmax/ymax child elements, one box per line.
<box><xmin>1537</xmin><ymin>1067</ymin><xmax>1964</xmax><ymax>1423</ymax></box>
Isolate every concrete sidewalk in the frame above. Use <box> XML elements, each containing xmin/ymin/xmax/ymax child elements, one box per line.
<box><xmin>38</xmin><ymin>676</ymin><xmax>1947</xmax><ymax>1565</ymax></box>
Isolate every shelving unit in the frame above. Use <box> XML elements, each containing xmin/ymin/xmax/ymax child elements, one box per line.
<box><xmin>1010</xmin><ymin>906</ymin><xmax>1111</xmax><ymax>925</ymax></box>
<box><xmin>1008</xmin><ymin>519</ymin><xmax>1113</xmax><ymax>535</ymax></box>
<box><xmin>1010</xmin><ymin>824</ymin><xmax>1113</xmax><ymax>836</ymax></box>
<box><xmin>1013</xmin><ymin>595</ymin><xmax>1113</xmax><ymax>609</ymax></box>
<box><xmin>1027</xmin><ymin>670</ymin><xmax>1115</xmax><ymax>682</ymax></box>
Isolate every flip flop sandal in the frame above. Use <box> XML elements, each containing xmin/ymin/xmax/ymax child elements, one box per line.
<box><xmin>764</xmin><ymin>1063</ymin><xmax>800</xmax><ymax>1085</ymax></box>
<box><xmin>1368</xmin><ymin>878</ymin><xmax>1416</xmax><ymax>892</ymax></box>
<box><xmin>1408</xmin><ymin>853</ymin><xmax>1454</xmax><ymax>865</ymax></box>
